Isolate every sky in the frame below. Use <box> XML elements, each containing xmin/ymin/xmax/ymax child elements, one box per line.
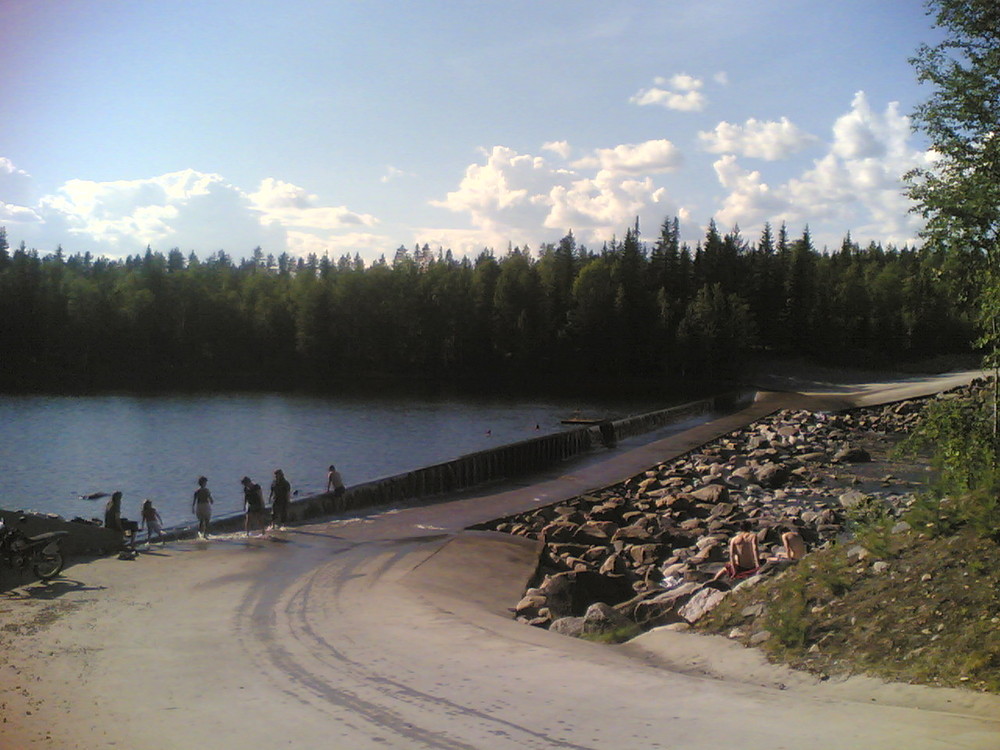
<box><xmin>0</xmin><ymin>0</ymin><xmax>943</xmax><ymax>264</ymax></box>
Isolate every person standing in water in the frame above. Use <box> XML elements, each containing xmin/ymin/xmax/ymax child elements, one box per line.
<box><xmin>140</xmin><ymin>499</ymin><xmax>164</xmax><ymax>546</ymax></box>
<box><xmin>269</xmin><ymin>469</ymin><xmax>291</xmax><ymax>529</ymax></box>
<box><xmin>241</xmin><ymin>476</ymin><xmax>266</xmax><ymax>536</ymax></box>
<box><xmin>192</xmin><ymin>476</ymin><xmax>213</xmax><ymax>538</ymax></box>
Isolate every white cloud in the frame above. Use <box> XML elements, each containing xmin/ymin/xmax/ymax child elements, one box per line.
<box><xmin>380</xmin><ymin>165</ymin><xmax>416</xmax><ymax>183</ymax></box>
<box><xmin>0</xmin><ymin>201</ymin><xmax>41</xmax><ymax>223</ymax></box>
<box><xmin>249</xmin><ymin>177</ymin><xmax>378</xmax><ymax>231</ymax></box>
<box><xmin>712</xmin><ymin>155</ymin><xmax>788</xmax><ymax>227</ymax></box>
<box><xmin>431</xmin><ymin>143</ymin><xmax>684</xmax><ymax>248</ymax></box>
<box><xmin>630</xmin><ymin>74</ymin><xmax>707</xmax><ymax>112</ymax></box>
<box><xmin>19</xmin><ymin>169</ymin><xmax>380</xmax><ymax>258</ymax></box>
<box><xmin>545</xmin><ymin>172</ymin><xmax>669</xmax><ymax>237</ymax></box>
<box><xmin>698</xmin><ymin>117</ymin><xmax>819</xmax><ymax>160</ymax></box>
<box><xmin>0</xmin><ymin>157</ymin><xmax>38</xmax><ymax>222</ymax></box>
<box><xmin>710</xmin><ymin>92</ymin><xmax>932</xmax><ymax>247</ymax></box>
<box><xmin>713</xmin><ymin>72</ymin><xmax>729</xmax><ymax>86</ymax></box>
<box><xmin>0</xmin><ymin>157</ymin><xmax>31</xmax><ymax>182</ymax></box>
<box><xmin>571</xmin><ymin>140</ymin><xmax>683</xmax><ymax>175</ymax></box>
<box><xmin>832</xmin><ymin>91</ymin><xmax>889</xmax><ymax>160</ymax></box>
<box><xmin>37</xmin><ymin>170</ymin><xmax>236</xmax><ymax>248</ymax></box>
<box><xmin>542</xmin><ymin>140</ymin><xmax>572</xmax><ymax>159</ymax></box>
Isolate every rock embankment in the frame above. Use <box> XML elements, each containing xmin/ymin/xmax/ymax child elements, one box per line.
<box><xmin>482</xmin><ymin>391</ymin><xmax>958</xmax><ymax>638</ymax></box>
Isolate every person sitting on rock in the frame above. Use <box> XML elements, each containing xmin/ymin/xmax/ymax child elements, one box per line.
<box><xmin>713</xmin><ymin>521</ymin><xmax>760</xmax><ymax>581</ymax></box>
<box><xmin>779</xmin><ymin>526</ymin><xmax>806</xmax><ymax>561</ymax></box>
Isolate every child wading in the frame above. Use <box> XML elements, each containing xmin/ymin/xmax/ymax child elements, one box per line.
<box><xmin>140</xmin><ymin>499</ymin><xmax>164</xmax><ymax>546</ymax></box>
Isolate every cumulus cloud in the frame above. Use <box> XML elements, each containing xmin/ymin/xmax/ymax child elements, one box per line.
<box><xmin>630</xmin><ymin>74</ymin><xmax>707</xmax><ymax>112</ymax></box>
<box><xmin>37</xmin><ymin>172</ymin><xmax>246</xmax><ymax>253</ymax></box>
<box><xmin>430</xmin><ymin>142</ymin><xmax>684</xmax><ymax>248</ymax></box>
<box><xmin>832</xmin><ymin>91</ymin><xmax>891</xmax><ymax>160</ymax></box>
<box><xmin>698</xmin><ymin>117</ymin><xmax>819</xmax><ymax>160</ymax></box>
<box><xmin>249</xmin><ymin>178</ymin><xmax>378</xmax><ymax>231</ymax></box>
<box><xmin>710</xmin><ymin>92</ymin><xmax>932</xmax><ymax>247</ymax></box>
<box><xmin>571</xmin><ymin>140</ymin><xmax>683</xmax><ymax>175</ymax></box>
<box><xmin>13</xmin><ymin>168</ymin><xmax>383</xmax><ymax>258</ymax></box>
<box><xmin>542</xmin><ymin>140</ymin><xmax>572</xmax><ymax>159</ymax></box>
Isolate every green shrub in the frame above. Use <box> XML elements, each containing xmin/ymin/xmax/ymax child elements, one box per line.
<box><xmin>765</xmin><ymin>577</ymin><xmax>810</xmax><ymax>650</ymax></box>
<box><xmin>898</xmin><ymin>389</ymin><xmax>1000</xmax><ymax>541</ymax></box>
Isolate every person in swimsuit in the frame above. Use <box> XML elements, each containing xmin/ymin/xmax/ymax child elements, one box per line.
<box><xmin>714</xmin><ymin>521</ymin><xmax>761</xmax><ymax>580</ymax></box>
<box><xmin>192</xmin><ymin>476</ymin><xmax>213</xmax><ymax>538</ymax></box>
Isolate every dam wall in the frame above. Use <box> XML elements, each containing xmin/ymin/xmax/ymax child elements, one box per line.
<box><xmin>280</xmin><ymin>391</ymin><xmax>750</xmax><ymax>524</ymax></box>
<box><xmin>3</xmin><ymin>391</ymin><xmax>752</xmax><ymax>550</ymax></box>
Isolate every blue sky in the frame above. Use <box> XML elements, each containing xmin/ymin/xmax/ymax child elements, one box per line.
<box><xmin>1</xmin><ymin>0</ymin><xmax>941</xmax><ymax>263</ymax></box>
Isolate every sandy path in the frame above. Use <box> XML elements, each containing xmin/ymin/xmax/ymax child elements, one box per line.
<box><xmin>2</xmin><ymin>371</ymin><xmax>999</xmax><ymax>749</ymax></box>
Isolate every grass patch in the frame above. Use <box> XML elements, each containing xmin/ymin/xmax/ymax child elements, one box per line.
<box><xmin>580</xmin><ymin>622</ymin><xmax>643</xmax><ymax>644</ymax></box>
<box><xmin>698</xmin><ymin>528</ymin><xmax>1000</xmax><ymax>693</ymax></box>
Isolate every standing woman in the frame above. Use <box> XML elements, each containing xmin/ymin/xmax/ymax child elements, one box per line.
<box><xmin>269</xmin><ymin>469</ymin><xmax>291</xmax><ymax>529</ymax></box>
<box><xmin>192</xmin><ymin>476</ymin><xmax>213</xmax><ymax>538</ymax></box>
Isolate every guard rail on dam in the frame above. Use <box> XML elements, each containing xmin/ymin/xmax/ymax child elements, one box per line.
<box><xmin>275</xmin><ymin>389</ymin><xmax>752</xmax><ymax>525</ymax></box>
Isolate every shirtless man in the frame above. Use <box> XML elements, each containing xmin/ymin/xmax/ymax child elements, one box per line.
<box><xmin>781</xmin><ymin>527</ymin><xmax>807</xmax><ymax>561</ymax></box>
<box><xmin>714</xmin><ymin>521</ymin><xmax>760</xmax><ymax>580</ymax></box>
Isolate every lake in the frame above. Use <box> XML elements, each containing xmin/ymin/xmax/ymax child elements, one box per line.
<box><xmin>0</xmin><ymin>391</ymin><xmax>693</xmax><ymax>530</ymax></box>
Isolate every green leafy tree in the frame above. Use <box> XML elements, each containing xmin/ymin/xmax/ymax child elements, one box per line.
<box><xmin>907</xmin><ymin>0</ymin><xmax>1000</xmax><ymax>426</ymax></box>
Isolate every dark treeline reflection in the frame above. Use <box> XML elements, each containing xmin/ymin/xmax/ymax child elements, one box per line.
<box><xmin>0</xmin><ymin>217</ymin><xmax>975</xmax><ymax>392</ymax></box>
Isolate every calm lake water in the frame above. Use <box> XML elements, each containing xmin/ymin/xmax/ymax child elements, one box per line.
<box><xmin>0</xmin><ymin>391</ymin><xmax>686</xmax><ymax>529</ymax></box>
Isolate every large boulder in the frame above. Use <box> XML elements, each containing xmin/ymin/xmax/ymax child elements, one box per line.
<box><xmin>678</xmin><ymin>587</ymin><xmax>728</xmax><ymax>623</ymax></box>
<box><xmin>540</xmin><ymin>521</ymin><xmax>580</xmax><ymax>543</ymax></box>
<box><xmin>631</xmin><ymin>582</ymin><xmax>702</xmax><ymax>628</ymax></box>
<box><xmin>689</xmin><ymin>484</ymin><xmax>730</xmax><ymax>504</ymax></box>
<box><xmin>549</xmin><ymin>616</ymin><xmax>585</xmax><ymax>637</ymax></box>
<box><xmin>755</xmin><ymin>462</ymin><xmax>790</xmax><ymax>489</ymax></box>
<box><xmin>574</xmin><ymin>520</ymin><xmax>619</xmax><ymax>545</ymax></box>
<box><xmin>834</xmin><ymin>446</ymin><xmax>871</xmax><ymax>463</ymax></box>
<box><xmin>612</xmin><ymin>524</ymin><xmax>656</xmax><ymax>545</ymax></box>
<box><xmin>581</xmin><ymin>601</ymin><xmax>634</xmax><ymax>636</ymax></box>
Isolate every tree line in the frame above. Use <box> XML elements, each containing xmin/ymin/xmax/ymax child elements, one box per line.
<box><xmin>0</xmin><ymin>218</ymin><xmax>975</xmax><ymax>392</ymax></box>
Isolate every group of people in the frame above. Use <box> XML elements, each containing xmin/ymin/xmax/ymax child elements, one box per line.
<box><xmin>713</xmin><ymin>520</ymin><xmax>807</xmax><ymax>582</ymax></box>
<box><xmin>103</xmin><ymin>491</ymin><xmax>164</xmax><ymax>546</ymax></box>
<box><xmin>234</xmin><ymin>469</ymin><xmax>291</xmax><ymax>537</ymax></box>
<box><xmin>102</xmin><ymin>463</ymin><xmax>347</xmax><ymax>543</ymax></box>
<box><xmin>195</xmin><ymin>468</ymin><xmax>298</xmax><ymax>538</ymax></box>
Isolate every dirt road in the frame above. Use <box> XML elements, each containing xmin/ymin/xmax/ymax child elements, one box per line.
<box><xmin>2</xmin><ymin>371</ymin><xmax>998</xmax><ymax>749</ymax></box>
